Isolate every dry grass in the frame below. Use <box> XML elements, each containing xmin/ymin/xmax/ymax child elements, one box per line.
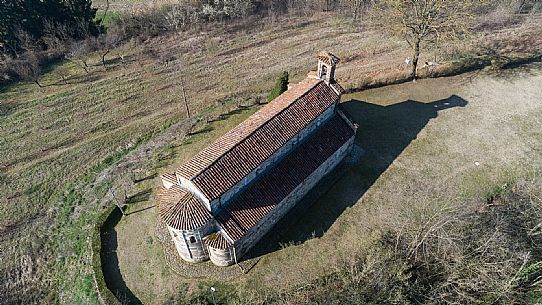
<box><xmin>93</xmin><ymin>0</ymin><xmax>155</xmax><ymax>12</ymax></box>
<box><xmin>0</xmin><ymin>12</ymin><xmax>541</xmax><ymax>304</ymax></box>
<box><xmin>0</xmin><ymin>14</ymin><xmax>393</xmax><ymax>304</ymax></box>
<box><xmin>115</xmin><ymin>66</ymin><xmax>542</xmax><ymax>304</ymax></box>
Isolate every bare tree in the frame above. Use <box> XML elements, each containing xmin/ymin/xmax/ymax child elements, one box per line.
<box><xmin>116</xmin><ymin>38</ymin><xmax>136</xmax><ymax>66</ymax></box>
<box><xmin>373</xmin><ymin>0</ymin><xmax>480</xmax><ymax>80</ymax></box>
<box><xmin>98</xmin><ymin>0</ymin><xmax>111</xmax><ymax>28</ymax></box>
<box><xmin>179</xmin><ymin>76</ymin><xmax>191</xmax><ymax>120</ymax></box>
<box><xmin>224</xmin><ymin>0</ymin><xmax>255</xmax><ymax>18</ymax></box>
<box><xmin>98</xmin><ymin>27</ymin><xmax>123</xmax><ymax>69</ymax></box>
<box><xmin>55</xmin><ymin>65</ymin><xmax>71</xmax><ymax>85</ymax></box>
<box><xmin>13</xmin><ymin>53</ymin><xmax>43</xmax><ymax>87</ymax></box>
<box><xmin>165</xmin><ymin>3</ymin><xmax>187</xmax><ymax>30</ymax></box>
<box><xmin>340</xmin><ymin>0</ymin><xmax>372</xmax><ymax>21</ymax></box>
<box><xmin>42</xmin><ymin>19</ymin><xmax>72</xmax><ymax>55</ymax></box>
<box><xmin>66</xmin><ymin>40</ymin><xmax>93</xmax><ymax>73</ymax></box>
<box><xmin>14</xmin><ymin>30</ymin><xmax>39</xmax><ymax>56</ymax></box>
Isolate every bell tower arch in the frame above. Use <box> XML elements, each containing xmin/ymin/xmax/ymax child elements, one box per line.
<box><xmin>317</xmin><ymin>51</ymin><xmax>340</xmax><ymax>84</ymax></box>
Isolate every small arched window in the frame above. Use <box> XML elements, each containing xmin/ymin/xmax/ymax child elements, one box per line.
<box><xmin>189</xmin><ymin>236</ymin><xmax>196</xmax><ymax>243</ymax></box>
<box><xmin>321</xmin><ymin>65</ymin><xmax>328</xmax><ymax>80</ymax></box>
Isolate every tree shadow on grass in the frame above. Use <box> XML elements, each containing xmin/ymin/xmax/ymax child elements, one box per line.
<box><xmin>0</xmin><ymin>102</ymin><xmax>18</xmax><ymax>118</ymax></box>
<box><xmin>189</xmin><ymin>124</ymin><xmax>214</xmax><ymax>136</ymax></box>
<box><xmin>101</xmin><ymin>209</ymin><xmax>143</xmax><ymax>305</ymax></box>
<box><xmin>134</xmin><ymin>173</ymin><xmax>157</xmax><ymax>184</ymax></box>
<box><xmin>127</xmin><ymin>205</ymin><xmax>155</xmax><ymax>215</ymax></box>
<box><xmin>126</xmin><ymin>188</ymin><xmax>152</xmax><ymax>204</ymax></box>
<box><xmin>242</xmin><ymin>94</ymin><xmax>468</xmax><ymax>261</ymax></box>
<box><xmin>208</xmin><ymin>107</ymin><xmax>247</xmax><ymax>123</ymax></box>
<box><xmin>50</xmin><ymin>73</ymin><xmax>103</xmax><ymax>86</ymax></box>
<box><xmin>488</xmin><ymin>60</ymin><xmax>542</xmax><ymax>82</ymax></box>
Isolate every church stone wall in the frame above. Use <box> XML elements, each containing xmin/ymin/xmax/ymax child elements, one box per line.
<box><xmin>162</xmin><ymin>180</ymin><xmax>174</xmax><ymax>189</ymax></box>
<box><xmin>215</xmin><ymin>103</ymin><xmax>338</xmax><ymax>212</ymax></box>
<box><xmin>207</xmin><ymin>245</ymin><xmax>235</xmax><ymax>267</ymax></box>
<box><xmin>177</xmin><ymin>176</ymin><xmax>211</xmax><ymax>210</ymax></box>
<box><xmin>168</xmin><ymin>221</ymin><xmax>215</xmax><ymax>263</ymax></box>
<box><xmin>233</xmin><ymin>135</ymin><xmax>355</xmax><ymax>259</ymax></box>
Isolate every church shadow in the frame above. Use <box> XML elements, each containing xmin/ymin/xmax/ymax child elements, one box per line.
<box><xmin>242</xmin><ymin>94</ymin><xmax>468</xmax><ymax>261</ymax></box>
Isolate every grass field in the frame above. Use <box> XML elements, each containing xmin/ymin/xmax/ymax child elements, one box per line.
<box><xmin>0</xmin><ymin>15</ymin><xmax>401</xmax><ymax>304</ymax></box>
<box><xmin>108</xmin><ymin>64</ymin><xmax>542</xmax><ymax>304</ymax></box>
<box><xmin>91</xmin><ymin>0</ymin><xmax>211</xmax><ymax>16</ymax></box>
<box><xmin>0</xmin><ymin>12</ymin><xmax>541</xmax><ymax>304</ymax></box>
<box><xmin>93</xmin><ymin>0</ymin><xmax>149</xmax><ymax>11</ymax></box>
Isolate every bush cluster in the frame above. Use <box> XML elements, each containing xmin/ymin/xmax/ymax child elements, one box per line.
<box><xmin>268</xmin><ymin>71</ymin><xmax>289</xmax><ymax>102</ymax></box>
<box><xmin>0</xmin><ymin>0</ymin><xmax>99</xmax><ymax>55</ymax></box>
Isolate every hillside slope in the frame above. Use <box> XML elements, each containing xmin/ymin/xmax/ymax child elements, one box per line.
<box><xmin>0</xmin><ymin>13</ymin><xmax>541</xmax><ymax>304</ymax></box>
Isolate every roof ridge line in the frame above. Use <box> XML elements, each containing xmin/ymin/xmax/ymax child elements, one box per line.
<box><xmin>190</xmin><ymin>79</ymin><xmax>323</xmax><ymax>183</ymax></box>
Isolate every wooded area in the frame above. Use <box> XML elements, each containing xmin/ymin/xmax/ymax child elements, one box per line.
<box><xmin>0</xmin><ymin>0</ymin><xmax>99</xmax><ymax>54</ymax></box>
<box><xmin>1</xmin><ymin>0</ymin><xmax>540</xmax><ymax>86</ymax></box>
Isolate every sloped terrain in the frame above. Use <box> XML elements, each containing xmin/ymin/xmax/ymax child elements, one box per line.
<box><xmin>0</xmin><ymin>12</ymin><xmax>541</xmax><ymax>304</ymax></box>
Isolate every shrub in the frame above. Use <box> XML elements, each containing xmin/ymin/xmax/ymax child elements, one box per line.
<box><xmin>267</xmin><ymin>71</ymin><xmax>289</xmax><ymax>102</ymax></box>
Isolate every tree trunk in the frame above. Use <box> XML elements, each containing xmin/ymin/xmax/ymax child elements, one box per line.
<box><xmin>102</xmin><ymin>50</ymin><xmax>110</xmax><ymax>68</ymax></box>
<box><xmin>411</xmin><ymin>38</ymin><xmax>421</xmax><ymax>81</ymax></box>
<box><xmin>180</xmin><ymin>78</ymin><xmax>191</xmax><ymax>119</ymax></box>
<box><xmin>180</xmin><ymin>77</ymin><xmax>195</xmax><ymax>135</ymax></box>
<box><xmin>81</xmin><ymin>62</ymin><xmax>89</xmax><ymax>74</ymax></box>
<box><xmin>353</xmin><ymin>4</ymin><xmax>359</xmax><ymax>21</ymax></box>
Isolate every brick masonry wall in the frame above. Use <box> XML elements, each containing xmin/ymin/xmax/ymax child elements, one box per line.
<box><xmin>168</xmin><ymin>221</ymin><xmax>215</xmax><ymax>263</ymax></box>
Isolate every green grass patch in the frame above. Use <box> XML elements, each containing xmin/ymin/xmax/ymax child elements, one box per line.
<box><xmin>95</xmin><ymin>11</ymin><xmax>122</xmax><ymax>29</ymax></box>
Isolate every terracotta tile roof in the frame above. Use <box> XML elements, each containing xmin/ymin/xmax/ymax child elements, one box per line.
<box><xmin>216</xmin><ymin>114</ymin><xmax>354</xmax><ymax>241</ymax></box>
<box><xmin>160</xmin><ymin>173</ymin><xmax>177</xmax><ymax>185</ymax></box>
<box><xmin>156</xmin><ymin>187</ymin><xmax>212</xmax><ymax>231</ymax></box>
<box><xmin>176</xmin><ymin>78</ymin><xmax>320</xmax><ymax>178</ymax></box>
<box><xmin>318</xmin><ymin>51</ymin><xmax>340</xmax><ymax>65</ymax></box>
<box><xmin>331</xmin><ymin>82</ymin><xmax>345</xmax><ymax>95</ymax></box>
<box><xmin>204</xmin><ymin>232</ymin><xmax>231</xmax><ymax>250</ymax></box>
<box><xmin>176</xmin><ymin>79</ymin><xmax>340</xmax><ymax>201</ymax></box>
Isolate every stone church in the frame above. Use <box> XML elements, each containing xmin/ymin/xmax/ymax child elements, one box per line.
<box><xmin>156</xmin><ymin>51</ymin><xmax>358</xmax><ymax>266</ymax></box>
